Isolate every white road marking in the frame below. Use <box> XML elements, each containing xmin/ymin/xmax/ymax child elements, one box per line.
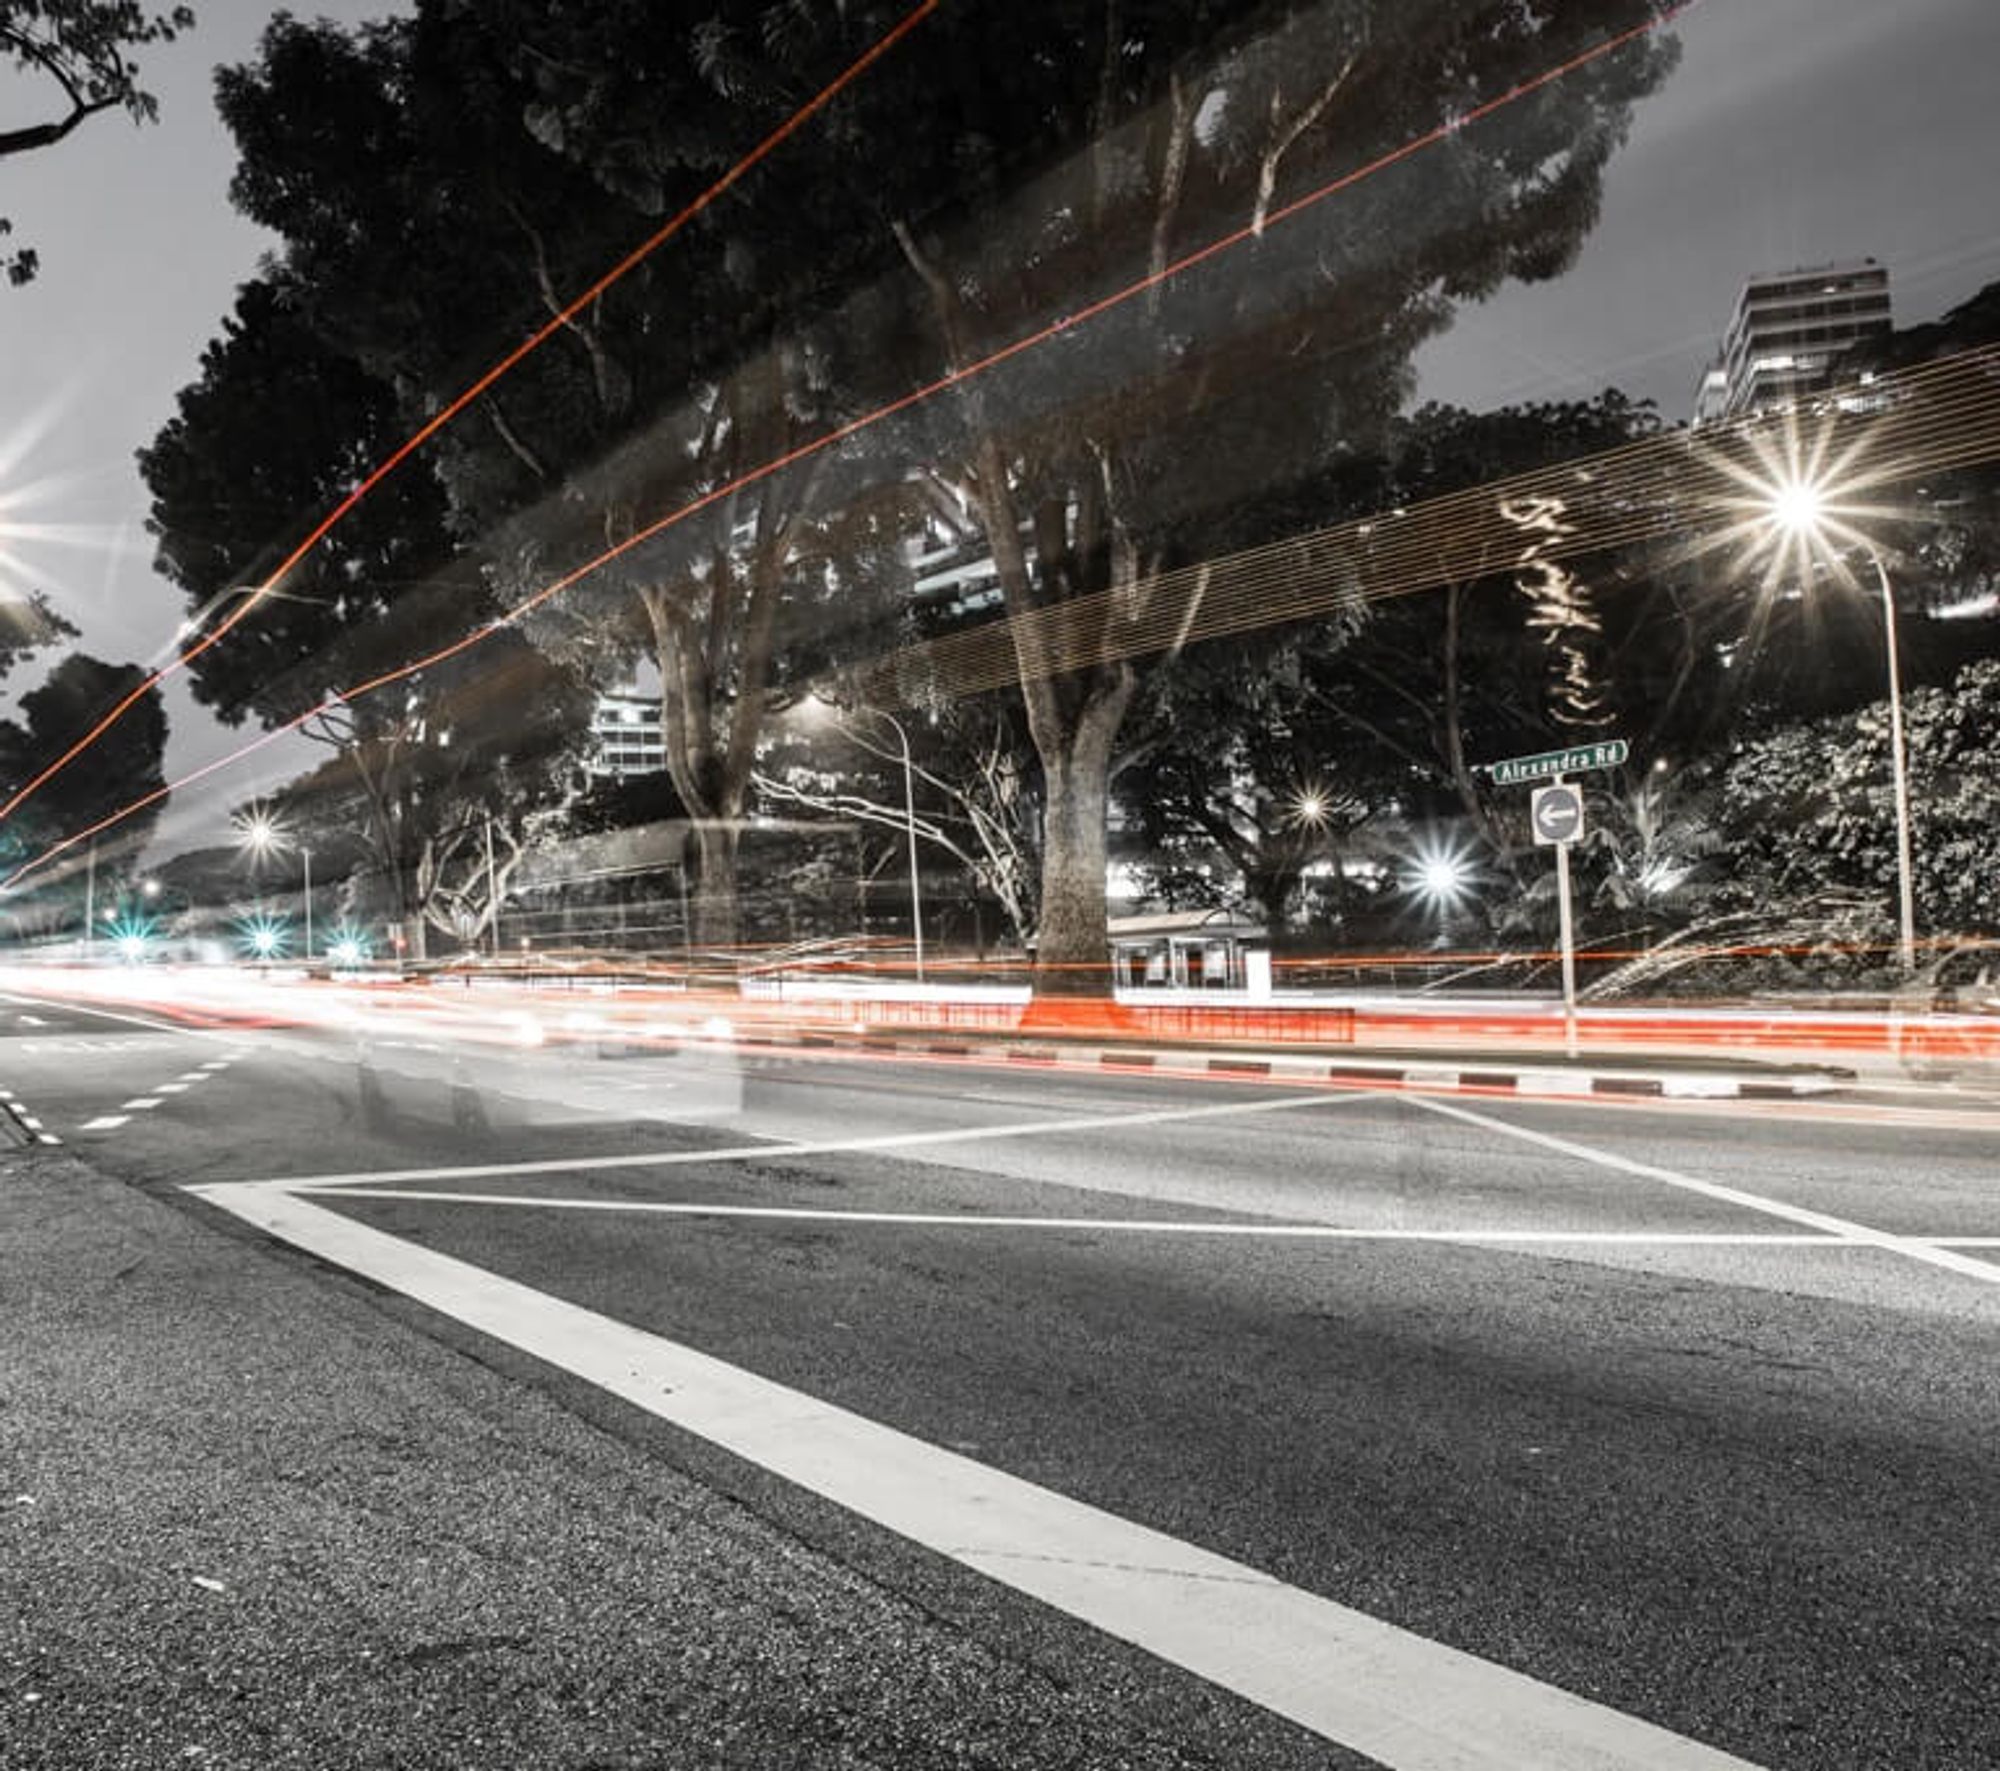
<box><xmin>175</xmin><ymin>1073</ymin><xmax>211</xmax><ymax>1083</ymax></box>
<box><xmin>154</xmin><ymin>1083</ymin><xmax>191</xmax><ymax>1094</ymax></box>
<box><xmin>298</xmin><ymin>1188</ymin><xmax>1862</xmax><ymax>1247</ymax></box>
<box><xmin>1413</xmin><ymin>1095</ymin><xmax>2000</xmax><ymax>1287</ymax></box>
<box><xmin>17</xmin><ymin>1014</ymin><xmax>46</xmax><ymax>1026</ymax></box>
<box><xmin>190</xmin><ymin>1180</ymin><xmax>1766</xmax><ymax>1771</ymax></box>
<box><xmin>249</xmin><ymin>1089</ymin><xmax>1371</xmax><ymax>1190</ymax></box>
<box><xmin>200</xmin><ymin>1060</ymin><xmax>231</xmax><ymax>1071</ymax></box>
<box><xmin>79</xmin><ymin>1115</ymin><xmax>129</xmax><ymax>1132</ymax></box>
<box><xmin>119</xmin><ymin>1097</ymin><xmax>164</xmax><ymax>1111</ymax></box>
<box><xmin>0</xmin><ymin>993</ymin><xmax>206</xmax><ymax>1037</ymax></box>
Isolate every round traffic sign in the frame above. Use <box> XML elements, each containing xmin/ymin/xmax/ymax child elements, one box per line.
<box><xmin>1531</xmin><ymin>782</ymin><xmax>1584</xmax><ymax>845</ymax></box>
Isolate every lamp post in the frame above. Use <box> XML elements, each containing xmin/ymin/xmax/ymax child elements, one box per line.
<box><xmin>875</xmin><ymin>707</ymin><xmax>926</xmax><ymax>985</ymax></box>
<box><xmin>237</xmin><ymin>806</ymin><xmax>314</xmax><ymax>962</ymax></box>
<box><xmin>1867</xmin><ymin>550</ymin><xmax>1918</xmax><ymax>974</ymax></box>
<box><xmin>802</xmin><ymin>695</ymin><xmax>926</xmax><ymax>983</ymax></box>
<box><xmin>1766</xmin><ymin>484</ymin><xmax>1918</xmax><ymax>972</ymax></box>
<box><xmin>82</xmin><ymin>836</ymin><xmax>96</xmax><ymax>960</ymax></box>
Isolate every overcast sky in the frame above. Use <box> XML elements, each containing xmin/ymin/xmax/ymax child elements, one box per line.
<box><xmin>1</xmin><ymin>0</ymin><xmax>1997</xmax><ymax>857</ymax></box>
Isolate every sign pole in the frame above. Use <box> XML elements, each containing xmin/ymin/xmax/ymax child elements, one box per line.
<box><xmin>1552</xmin><ymin>777</ymin><xmax>1579</xmax><ymax>1059</ymax></box>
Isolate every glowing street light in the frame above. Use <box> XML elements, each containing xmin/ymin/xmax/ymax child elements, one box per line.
<box><xmin>1402</xmin><ymin>835</ymin><xmax>1475</xmax><ymax>923</ymax></box>
<box><xmin>1762</xmin><ymin>479</ymin><xmax>1918</xmax><ymax>973</ymax></box>
<box><xmin>234</xmin><ymin>804</ymin><xmax>314</xmax><ymax>960</ymax></box>
<box><xmin>1286</xmin><ymin>781</ymin><xmax>1334</xmax><ymax>833</ymax></box>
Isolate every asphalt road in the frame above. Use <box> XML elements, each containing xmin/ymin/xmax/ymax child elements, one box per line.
<box><xmin>3</xmin><ymin>982</ymin><xmax>1997</xmax><ymax>1770</ymax></box>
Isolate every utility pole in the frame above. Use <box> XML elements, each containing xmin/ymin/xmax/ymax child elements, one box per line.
<box><xmin>483</xmin><ymin>816</ymin><xmax>501</xmax><ymax>959</ymax></box>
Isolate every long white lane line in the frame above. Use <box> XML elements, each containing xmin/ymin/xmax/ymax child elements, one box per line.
<box><xmin>254</xmin><ymin>1089</ymin><xmax>1371</xmax><ymax>1190</ymax></box>
<box><xmin>1412</xmin><ymin>1094</ymin><xmax>2000</xmax><ymax>1287</ymax></box>
<box><xmin>295</xmin><ymin>1188</ymin><xmax>1857</xmax><ymax>1246</ymax></box>
<box><xmin>190</xmin><ymin>1181</ymin><xmax>1764</xmax><ymax>1771</ymax></box>
<box><xmin>0</xmin><ymin>992</ymin><xmax>214</xmax><ymax>1039</ymax></box>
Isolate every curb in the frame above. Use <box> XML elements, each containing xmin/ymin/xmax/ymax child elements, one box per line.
<box><xmin>739</xmin><ymin>1034</ymin><xmax>1848</xmax><ymax>1101</ymax></box>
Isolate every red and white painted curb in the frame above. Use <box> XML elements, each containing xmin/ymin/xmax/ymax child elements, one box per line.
<box><xmin>742</xmin><ymin>1032</ymin><xmax>1848</xmax><ymax>1101</ymax></box>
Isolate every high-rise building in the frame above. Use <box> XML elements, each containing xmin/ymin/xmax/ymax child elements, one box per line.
<box><xmin>1693</xmin><ymin>258</ymin><xmax>1892</xmax><ymax>424</ymax></box>
<box><xmin>584</xmin><ymin>688</ymin><xmax>667</xmax><ymax>779</ymax></box>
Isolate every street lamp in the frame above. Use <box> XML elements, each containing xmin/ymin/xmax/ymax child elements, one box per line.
<box><xmin>802</xmin><ymin>694</ymin><xmax>926</xmax><ymax>983</ymax></box>
<box><xmin>235</xmin><ymin>805</ymin><xmax>313</xmax><ymax>960</ymax></box>
<box><xmin>1764</xmin><ymin>480</ymin><xmax>1918</xmax><ymax>972</ymax></box>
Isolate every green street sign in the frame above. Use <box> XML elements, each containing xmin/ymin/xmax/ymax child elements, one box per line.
<box><xmin>1482</xmin><ymin>738</ymin><xmax>1628</xmax><ymax>786</ymax></box>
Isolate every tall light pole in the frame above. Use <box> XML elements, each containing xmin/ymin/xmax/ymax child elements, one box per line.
<box><xmin>875</xmin><ymin>707</ymin><xmax>925</xmax><ymax>985</ymax></box>
<box><xmin>1867</xmin><ymin>551</ymin><xmax>1918</xmax><ymax>974</ymax></box>
<box><xmin>804</xmin><ymin>695</ymin><xmax>926</xmax><ymax>982</ymax></box>
<box><xmin>1765</xmin><ymin>483</ymin><xmax>1918</xmax><ymax>972</ymax></box>
<box><xmin>237</xmin><ymin>805</ymin><xmax>314</xmax><ymax>961</ymax></box>
<box><xmin>82</xmin><ymin>836</ymin><xmax>97</xmax><ymax>960</ymax></box>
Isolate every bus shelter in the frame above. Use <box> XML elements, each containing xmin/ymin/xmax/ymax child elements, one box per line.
<box><xmin>1109</xmin><ymin>909</ymin><xmax>1266</xmax><ymax>991</ymax></box>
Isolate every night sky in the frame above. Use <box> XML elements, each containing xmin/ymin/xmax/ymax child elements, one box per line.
<box><xmin>2</xmin><ymin>0</ymin><xmax>1996</xmax><ymax>852</ymax></box>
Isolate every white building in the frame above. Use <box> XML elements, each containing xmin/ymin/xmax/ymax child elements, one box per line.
<box><xmin>1693</xmin><ymin>258</ymin><xmax>1892</xmax><ymax>424</ymax></box>
<box><xmin>584</xmin><ymin>688</ymin><xmax>667</xmax><ymax>779</ymax></box>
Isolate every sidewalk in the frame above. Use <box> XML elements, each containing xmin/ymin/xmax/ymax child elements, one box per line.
<box><xmin>0</xmin><ymin>1148</ymin><xmax>1331</xmax><ymax>1771</ymax></box>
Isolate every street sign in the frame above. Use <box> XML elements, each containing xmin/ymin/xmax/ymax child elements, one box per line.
<box><xmin>1531</xmin><ymin>783</ymin><xmax>1584</xmax><ymax>846</ymax></box>
<box><xmin>1482</xmin><ymin>738</ymin><xmax>1628</xmax><ymax>787</ymax></box>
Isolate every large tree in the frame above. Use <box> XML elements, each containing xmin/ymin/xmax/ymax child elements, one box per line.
<box><xmin>209</xmin><ymin>3</ymin><xmax>921</xmax><ymax>956</ymax></box>
<box><xmin>852</xmin><ymin>0</ymin><xmax>1681</xmax><ymax>992</ymax></box>
<box><xmin>1</xmin><ymin>0</ymin><xmax>193</xmax><ymax>283</ymax></box>
<box><xmin>0</xmin><ymin>652</ymin><xmax>167</xmax><ymax>927</ymax></box>
<box><xmin>139</xmin><ymin>276</ymin><xmax>589</xmax><ymax>955</ymax></box>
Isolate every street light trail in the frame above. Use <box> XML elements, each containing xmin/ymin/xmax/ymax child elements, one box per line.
<box><xmin>0</xmin><ymin>0</ymin><xmax>941</xmax><ymax>832</ymax></box>
<box><xmin>12</xmin><ymin>347</ymin><xmax>1996</xmax><ymax>895</ymax></box>
<box><xmin>2</xmin><ymin>3</ymin><xmax>1698</xmax><ymax>889</ymax></box>
<box><xmin>846</xmin><ymin>348</ymin><xmax>2000</xmax><ymax>705</ymax></box>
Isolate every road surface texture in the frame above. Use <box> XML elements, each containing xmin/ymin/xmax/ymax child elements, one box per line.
<box><xmin>3</xmin><ymin>982</ymin><xmax>1996</xmax><ymax>1770</ymax></box>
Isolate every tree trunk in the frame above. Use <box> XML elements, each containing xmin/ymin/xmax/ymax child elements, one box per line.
<box><xmin>688</xmin><ymin>820</ymin><xmax>741</xmax><ymax>967</ymax></box>
<box><xmin>1031</xmin><ymin>679</ymin><xmax>1131</xmax><ymax>998</ymax></box>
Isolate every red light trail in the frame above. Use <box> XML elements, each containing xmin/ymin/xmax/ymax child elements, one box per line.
<box><xmin>5</xmin><ymin>2</ymin><xmax>1694</xmax><ymax>890</ymax></box>
<box><xmin>0</xmin><ymin>0</ymin><xmax>940</xmax><ymax>832</ymax></box>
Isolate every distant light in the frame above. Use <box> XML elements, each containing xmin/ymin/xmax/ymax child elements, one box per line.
<box><xmin>1419</xmin><ymin>856</ymin><xmax>1466</xmax><ymax>895</ymax></box>
<box><xmin>251</xmin><ymin>926</ymin><xmax>278</xmax><ymax>955</ymax></box>
<box><xmin>1766</xmin><ymin>479</ymin><xmax>1825</xmax><ymax>537</ymax></box>
<box><xmin>1288</xmin><ymin>783</ymin><xmax>1333</xmax><ymax>831</ymax></box>
<box><xmin>236</xmin><ymin>806</ymin><xmax>286</xmax><ymax>856</ymax></box>
<box><xmin>1402</xmin><ymin>835</ymin><xmax>1476</xmax><ymax>915</ymax></box>
<box><xmin>330</xmin><ymin>938</ymin><xmax>364</xmax><ymax>967</ymax></box>
<box><xmin>116</xmin><ymin>933</ymin><xmax>147</xmax><ymax>963</ymax></box>
<box><xmin>141</xmin><ymin>878</ymin><xmax>162</xmax><ymax>898</ymax></box>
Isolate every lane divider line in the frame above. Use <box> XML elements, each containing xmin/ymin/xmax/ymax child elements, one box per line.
<box><xmin>78</xmin><ymin>1115</ymin><xmax>129</xmax><ymax>1132</ymax></box>
<box><xmin>251</xmin><ymin>1088</ymin><xmax>1372</xmax><ymax>1191</ymax></box>
<box><xmin>187</xmin><ymin>1180</ymin><xmax>1768</xmax><ymax>1771</ymax></box>
<box><xmin>0</xmin><ymin>1087</ymin><xmax>60</xmax><ymax>1147</ymax></box>
<box><xmin>1411</xmin><ymin>1094</ymin><xmax>2000</xmax><ymax>1289</ymax></box>
<box><xmin>285</xmin><ymin>1190</ymin><xmax>1869</xmax><ymax>1246</ymax></box>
